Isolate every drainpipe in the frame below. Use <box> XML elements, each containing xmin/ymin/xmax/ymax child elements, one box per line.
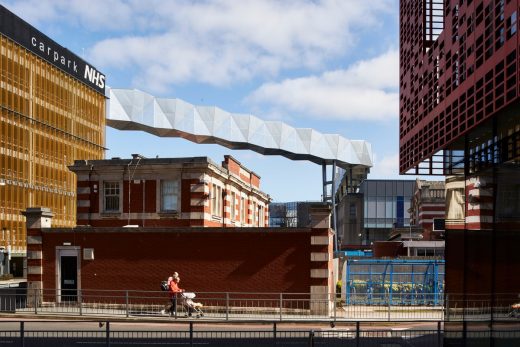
<box><xmin>222</xmin><ymin>189</ymin><xmax>227</xmax><ymax>227</ymax></box>
<box><xmin>88</xmin><ymin>162</ymin><xmax>93</xmax><ymax>225</ymax></box>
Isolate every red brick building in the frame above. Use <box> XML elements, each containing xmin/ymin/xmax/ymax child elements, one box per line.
<box><xmin>409</xmin><ymin>179</ymin><xmax>446</xmax><ymax>232</ymax></box>
<box><xmin>69</xmin><ymin>155</ymin><xmax>269</xmax><ymax>228</ymax></box>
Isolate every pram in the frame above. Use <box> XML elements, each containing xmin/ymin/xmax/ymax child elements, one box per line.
<box><xmin>509</xmin><ymin>303</ymin><xmax>520</xmax><ymax>318</ymax></box>
<box><xmin>181</xmin><ymin>292</ymin><xmax>204</xmax><ymax>318</ymax></box>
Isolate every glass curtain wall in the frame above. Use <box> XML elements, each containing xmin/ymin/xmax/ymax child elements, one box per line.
<box><xmin>360</xmin><ymin>180</ymin><xmax>414</xmax><ymax>243</ymax></box>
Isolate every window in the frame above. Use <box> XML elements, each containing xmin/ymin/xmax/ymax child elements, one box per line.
<box><xmin>509</xmin><ymin>11</ymin><xmax>517</xmax><ymax>38</ymax></box>
<box><xmin>103</xmin><ymin>181</ymin><xmax>120</xmax><ymax>212</ymax></box>
<box><xmin>240</xmin><ymin>197</ymin><xmax>245</xmax><ymax>223</ymax></box>
<box><xmin>212</xmin><ymin>185</ymin><xmax>222</xmax><ymax>217</ymax></box>
<box><xmin>252</xmin><ymin>201</ymin><xmax>257</xmax><ymax>225</ymax></box>
<box><xmin>349</xmin><ymin>203</ymin><xmax>357</xmax><ymax>217</ymax></box>
<box><xmin>259</xmin><ymin>206</ymin><xmax>264</xmax><ymax>227</ymax></box>
<box><xmin>161</xmin><ymin>180</ymin><xmax>179</xmax><ymax>211</ymax></box>
<box><xmin>231</xmin><ymin>192</ymin><xmax>236</xmax><ymax>220</ymax></box>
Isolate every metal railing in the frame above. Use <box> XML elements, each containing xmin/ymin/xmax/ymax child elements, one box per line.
<box><xmin>0</xmin><ymin>320</ymin><xmax>519</xmax><ymax>347</ymax></box>
<box><xmin>0</xmin><ymin>288</ymin><xmax>519</xmax><ymax>322</ymax></box>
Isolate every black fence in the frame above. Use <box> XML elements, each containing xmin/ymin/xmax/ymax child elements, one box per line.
<box><xmin>0</xmin><ymin>320</ymin><xmax>519</xmax><ymax>346</ymax></box>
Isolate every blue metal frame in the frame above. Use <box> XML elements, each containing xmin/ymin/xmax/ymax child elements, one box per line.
<box><xmin>344</xmin><ymin>259</ymin><xmax>445</xmax><ymax>306</ymax></box>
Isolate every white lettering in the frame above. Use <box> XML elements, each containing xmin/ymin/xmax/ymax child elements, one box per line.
<box><xmin>98</xmin><ymin>75</ymin><xmax>105</xmax><ymax>89</ymax></box>
<box><xmin>84</xmin><ymin>64</ymin><xmax>94</xmax><ymax>81</ymax></box>
<box><xmin>84</xmin><ymin>64</ymin><xmax>105</xmax><ymax>88</ymax></box>
<box><xmin>30</xmin><ymin>37</ymin><xmax>103</xmax><ymax>90</ymax></box>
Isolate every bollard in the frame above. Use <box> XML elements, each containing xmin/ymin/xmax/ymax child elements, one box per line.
<box><xmin>273</xmin><ymin>322</ymin><xmax>277</xmax><ymax>345</ymax></box>
<box><xmin>308</xmin><ymin>330</ymin><xmax>314</xmax><ymax>347</ymax></box>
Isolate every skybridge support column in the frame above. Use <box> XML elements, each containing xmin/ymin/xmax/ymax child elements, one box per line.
<box><xmin>321</xmin><ymin>162</ymin><xmax>338</xmax><ymax>253</ymax></box>
<box><xmin>322</xmin><ymin>164</ymin><xmax>327</xmax><ymax>203</ymax></box>
<box><xmin>332</xmin><ymin>161</ymin><xmax>338</xmax><ymax>253</ymax></box>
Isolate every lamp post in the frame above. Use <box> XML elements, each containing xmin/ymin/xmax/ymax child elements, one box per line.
<box><xmin>127</xmin><ymin>154</ymin><xmax>144</xmax><ymax>226</ymax></box>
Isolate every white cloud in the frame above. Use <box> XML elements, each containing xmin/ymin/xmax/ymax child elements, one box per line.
<box><xmin>246</xmin><ymin>49</ymin><xmax>399</xmax><ymax>121</ymax></box>
<box><xmin>370</xmin><ymin>152</ymin><xmax>400</xmax><ymax>179</ymax></box>
<box><xmin>3</xmin><ymin>0</ymin><xmax>136</xmax><ymax>31</ymax></box>
<box><xmin>4</xmin><ymin>0</ymin><xmax>393</xmax><ymax>92</ymax></box>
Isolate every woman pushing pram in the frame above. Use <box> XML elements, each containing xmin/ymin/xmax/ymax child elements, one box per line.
<box><xmin>161</xmin><ymin>273</ymin><xmax>183</xmax><ymax>317</ymax></box>
<box><xmin>161</xmin><ymin>273</ymin><xmax>203</xmax><ymax>317</ymax></box>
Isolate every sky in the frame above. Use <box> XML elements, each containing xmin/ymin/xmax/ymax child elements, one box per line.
<box><xmin>3</xmin><ymin>0</ymin><xmax>411</xmax><ymax>202</ymax></box>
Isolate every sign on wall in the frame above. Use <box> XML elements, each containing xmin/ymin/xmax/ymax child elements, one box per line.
<box><xmin>0</xmin><ymin>5</ymin><xmax>105</xmax><ymax>94</ymax></box>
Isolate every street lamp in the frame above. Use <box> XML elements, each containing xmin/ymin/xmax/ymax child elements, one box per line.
<box><xmin>127</xmin><ymin>154</ymin><xmax>144</xmax><ymax>226</ymax></box>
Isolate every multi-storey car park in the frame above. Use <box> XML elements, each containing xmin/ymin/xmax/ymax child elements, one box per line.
<box><xmin>0</xmin><ymin>5</ymin><xmax>106</xmax><ymax>273</ymax></box>
<box><xmin>400</xmin><ymin>0</ymin><xmax>520</xmax><ymax>307</ymax></box>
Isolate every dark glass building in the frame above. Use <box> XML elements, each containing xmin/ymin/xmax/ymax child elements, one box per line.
<box><xmin>400</xmin><ymin>0</ymin><xmax>520</xmax><ymax>318</ymax></box>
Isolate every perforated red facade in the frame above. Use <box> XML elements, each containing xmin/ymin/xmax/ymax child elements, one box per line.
<box><xmin>400</xmin><ymin>0</ymin><xmax>519</xmax><ymax>173</ymax></box>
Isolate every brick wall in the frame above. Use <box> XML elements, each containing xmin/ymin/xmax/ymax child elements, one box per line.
<box><xmin>40</xmin><ymin>228</ymin><xmax>313</xmax><ymax>293</ymax></box>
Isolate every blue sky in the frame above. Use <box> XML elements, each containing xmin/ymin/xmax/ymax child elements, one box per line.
<box><xmin>4</xmin><ymin>0</ymin><xmax>409</xmax><ymax>202</ymax></box>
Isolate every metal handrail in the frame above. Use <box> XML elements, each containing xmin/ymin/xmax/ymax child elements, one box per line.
<box><xmin>1</xmin><ymin>288</ymin><xmax>519</xmax><ymax>322</ymax></box>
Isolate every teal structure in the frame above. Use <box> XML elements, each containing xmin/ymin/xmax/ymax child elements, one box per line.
<box><xmin>345</xmin><ymin>259</ymin><xmax>444</xmax><ymax>306</ymax></box>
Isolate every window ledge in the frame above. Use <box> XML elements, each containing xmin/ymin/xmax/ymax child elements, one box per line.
<box><xmin>100</xmin><ymin>212</ymin><xmax>121</xmax><ymax>218</ymax></box>
<box><xmin>158</xmin><ymin>211</ymin><xmax>179</xmax><ymax>218</ymax></box>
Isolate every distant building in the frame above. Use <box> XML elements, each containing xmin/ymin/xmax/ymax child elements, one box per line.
<box><xmin>69</xmin><ymin>155</ymin><xmax>270</xmax><ymax>227</ymax></box>
<box><xmin>335</xmin><ymin>193</ymin><xmax>364</xmax><ymax>247</ymax></box>
<box><xmin>358</xmin><ymin>180</ymin><xmax>415</xmax><ymax>244</ymax></box>
<box><xmin>268</xmin><ymin>201</ymin><xmax>314</xmax><ymax>228</ymax></box>
<box><xmin>409</xmin><ymin>179</ymin><xmax>446</xmax><ymax>232</ymax></box>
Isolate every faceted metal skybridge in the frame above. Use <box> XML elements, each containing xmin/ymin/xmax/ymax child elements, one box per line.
<box><xmin>106</xmin><ymin>88</ymin><xmax>373</xmax><ymax>251</ymax></box>
<box><xmin>106</xmin><ymin>88</ymin><xmax>373</xmax><ymax>170</ymax></box>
